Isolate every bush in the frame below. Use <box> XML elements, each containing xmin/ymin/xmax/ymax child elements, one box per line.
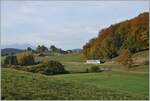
<box><xmin>90</xmin><ymin>66</ymin><xmax>102</xmax><ymax>72</ymax></box>
<box><xmin>16</xmin><ymin>52</ymin><xmax>35</xmax><ymax>66</ymax></box>
<box><xmin>100</xmin><ymin>59</ymin><xmax>105</xmax><ymax>63</ymax></box>
<box><xmin>30</xmin><ymin>60</ymin><xmax>67</xmax><ymax>75</ymax></box>
<box><xmin>42</xmin><ymin>60</ymin><xmax>66</xmax><ymax>75</ymax></box>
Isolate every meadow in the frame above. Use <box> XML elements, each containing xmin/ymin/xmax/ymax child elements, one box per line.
<box><xmin>1</xmin><ymin>2</ymin><xmax>149</xmax><ymax>100</ymax></box>
<box><xmin>1</xmin><ymin>68</ymin><xmax>148</xmax><ymax>100</ymax></box>
<box><xmin>1</xmin><ymin>51</ymin><xmax>149</xmax><ymax>100</ymax></box>
<box><xmin>35</xmin><ymin>52</ymin><xmax>149</xmax><ymax>73</ymax></box>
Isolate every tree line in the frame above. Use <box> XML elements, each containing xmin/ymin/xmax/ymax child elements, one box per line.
<box><xmin>83</xmin><ymin>12</ymin><xmax>149</xmax><ymax>61</ymax></box>
<box><xmin>27</xmin><ymin>45</ymin><xmax>72</xmax><ymax>54</ymax></box>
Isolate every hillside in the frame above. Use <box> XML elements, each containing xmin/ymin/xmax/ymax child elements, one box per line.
<box><xmin>83</xmin><ymin>12</ymin><xmax>149</xmax><ymax>60</ymax></box>
<box><xmin>132</xmin><ymin>50</ymin><xmax>149</xmax><ymax>65</ymax></box>
<box><xmin>1</xmin><ymin>68</ymin><xmax>148</xmax><ymax>100</ymax></box>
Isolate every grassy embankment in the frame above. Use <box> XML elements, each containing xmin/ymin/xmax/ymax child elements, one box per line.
<box><xmin>1</xmin><ymin>68</ymin><xmax>149</xmax><ymax>100</ymax></box>
<box><xmin>1</xmin><ymin>50</ymin><xmax>149</xmax><ymax>100</ymax></box>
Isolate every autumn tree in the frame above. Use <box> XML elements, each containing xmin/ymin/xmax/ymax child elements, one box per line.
<box><xmin>16</xmin><ymin>52</ymin><xmax>35</xmax><ymax>66</ymax></box>
<box><xmin>127</xmin><ymin>35</ymin><xmax>140</xmax><ymax>53</ymax></box>
<box><xmin>82</xmin><ymin>12</ymin><xmax>149</xmax><ymax>60</ymax></box>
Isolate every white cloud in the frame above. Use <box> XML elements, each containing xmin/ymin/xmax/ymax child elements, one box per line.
<box><xmin>1</xmin><ymin>1</ymin><xmax>149</xmax><ymax>49</ymax></box>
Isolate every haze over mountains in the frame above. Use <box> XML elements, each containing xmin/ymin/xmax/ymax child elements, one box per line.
<box><xmin>1</xmin><ymin>43</ymin><xmax>81</xmax><ymax>51</ymax></box>
<box><xmin>1</xmin><ymin>43</ymin><xmax>81</xmax><ymax>55</ymax></box>
<box><xmin>1</xmin><ymin>43</ymin><xmax>35</xmax><ymax>50</ymax></box>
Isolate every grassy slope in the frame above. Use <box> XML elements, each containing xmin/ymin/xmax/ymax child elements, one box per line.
<box><xmin>35</xmin><ymin>53</ymin><xmax>91</xmax><ymax>73</ymax></box>
<box><xmin>34</xmin><ymin>51</ymin><xmax>149</xmax><ymax>73</ymax></box>
<box><xmin>132</xmin><ymin>50</ymin><xmax>149</xmax><ymax>59</ymax></box>
<box><xmin>1</xmin><ymin>50</ymin><xmax>149</xmax><ymax>100</ymax></box>
<box><xmin>58</xmin><ymin>71</ymin><xmax>149</xmax><ymax>96</ymax></box>
<box><xmin>35</xmin><ymin>53</ymin><xmax>86</xmax><ymax>62</ymax></box>
<box><xmin>1</xmin><ymin>68</ymin><xmax>149</xmax><ymax>100</ymax></box>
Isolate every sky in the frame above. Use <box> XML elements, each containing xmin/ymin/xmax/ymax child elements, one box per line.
<box><xmin>1</xmin><ymin>1</ymin><xmax>149</xmax><ymax>50</ymax></box>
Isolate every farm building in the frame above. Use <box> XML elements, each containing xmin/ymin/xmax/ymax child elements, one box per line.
<box><xmin>86</xmin><ymin>60</ymin><xmax>100</xmax><ymax>64</ymax></box>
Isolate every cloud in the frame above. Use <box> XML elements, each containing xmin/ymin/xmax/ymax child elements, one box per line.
<box><xmin>1</xmin><ymin>1</ymin><xmax>149</xmax><ymax>49</ymax></box>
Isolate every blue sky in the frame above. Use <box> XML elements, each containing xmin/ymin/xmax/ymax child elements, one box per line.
<box><xmin>1</xmin><ymin>1</ymin><xmax>149</xmax><ymax>50</ymax></box>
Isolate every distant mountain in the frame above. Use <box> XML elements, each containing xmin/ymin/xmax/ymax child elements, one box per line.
<box><xmin>1</xmin><ymin>43</ymin><xmax>35</xmax><ymax>50</ymax></box>
<box><xmin>1</xmin><ymin>48</ymin><xmax>23</xmax><ymax>55</ymax></box>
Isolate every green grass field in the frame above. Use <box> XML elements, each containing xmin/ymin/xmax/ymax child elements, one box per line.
<box><xmin>34</xmin><ymin>52</ymin><xmax>149</xmax><ymax>73</ymax></box>
<box><xmin>1</xmin><ymin>51</ymin><xmax>149</xmax><ymax>100</ymax></box>
<box><xmin>35</xmin><ymin>53</ymin><xmax>86</xmax><ymax>62</ymax></box>
<box><xmin>1</xmin><ymin>68</ymin><xmax>149</xmax><ymax>100</ymax></box>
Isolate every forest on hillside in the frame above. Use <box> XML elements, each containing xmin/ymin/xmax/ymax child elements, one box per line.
<box><xmin>83</xmin><ymin>12</ymin><xmax>149</xmax><ymax>60</ymax></box>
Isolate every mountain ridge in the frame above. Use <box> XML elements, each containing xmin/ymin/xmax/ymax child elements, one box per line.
<box><xmin>1</xmin><ymin>48</ymin><xmax>23</xmax><ymax>55</ymax></box>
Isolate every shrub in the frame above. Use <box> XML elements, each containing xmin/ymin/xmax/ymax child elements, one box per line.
<box><xmin>42</xmin><ymin>60</ymin><xmax>66</xmax><ymax>75</ymax></box>
<box><xmin>90</xmin><ymin>66</ymin><xmax>102</xmax><ymax>72</ymax></box>
<box><xmin>100</xmin><ymin>59</ymin><xmax>105</xmax><ymax>63</ymax></box>
<box><xmin>30</xmin><ymin>60</ymin><xmax>67</xmax><ymax>75</ymax></box>
<box><xmin>16</xmin><ymin>52</ymin><xmax>35</xmax><ymax>66</ymax></box>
